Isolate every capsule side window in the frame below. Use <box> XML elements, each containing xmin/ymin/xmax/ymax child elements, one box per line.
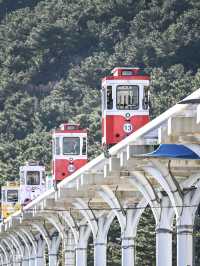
<box><xmin>20</xmin><ymin>171</ymin><xmax>25</xmax><ymax>185</ymax></box>
<box><xmin>101</xmin><ymin>89</ymin><xmax>106</xmax><ymax>112</ymax></box>
<box><xmin>143</xmin><ymin>86</ymin><xmax>150</xmax><ymax>110</ymax></box>
<box><xmin>2</xmin><ymin>190</ymin><xmax>6</xmax><ymax>202</ymax></box>
<box><xmin>42</xmin><ymin>171</ymin><xmax>46</xmax><ymax>185</ymax></box>
<box><xmin>106</xmin><ymin>86</ymin><xmax>113</xmax><ymax>110</ymax></box>
<box><xmin>52</xmin><ymin>139</ymin><xmax>55</xmax><ymax>156</ymax></box>
<box><xmin>55</xmin><ymin>137</ymin><xmax>61</xmax><ymax>155</ymax></box>
<box><xmin>82</xmin><ymin>137</ymin><xmax>87</xmax><ymax>155</ymax></box>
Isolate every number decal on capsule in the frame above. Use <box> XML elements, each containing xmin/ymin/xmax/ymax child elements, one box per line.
<box><xmin>123</xmin><ymin>123</ymin><xmax>133</xmax><ymax>133</ymax></box>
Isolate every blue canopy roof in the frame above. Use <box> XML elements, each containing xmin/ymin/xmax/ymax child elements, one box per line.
<box><xmin>140</xmin><ymin>144</ymin><xmax>200</xmax><ymax>160</ymax></box>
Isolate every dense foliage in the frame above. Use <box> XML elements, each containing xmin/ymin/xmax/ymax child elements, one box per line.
<box><xmin>0</xmin><ymin>0</ymin><xmax>200</xmax><ymax>264</ymax></box>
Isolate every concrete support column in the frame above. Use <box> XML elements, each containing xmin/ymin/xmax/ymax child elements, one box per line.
<box><xmin>156</xmin><ymin>228</ymin><xmax>172</xmax><ymax>266</ymax></box>
<box><xmin>2</xmin><ymin>241</ymin><xmax>13</xmax><ymax>266</ymax></box>
<box><xmin>22</xmin><ymin>257</ymin><xmax>29</xmax><ymax>266</ymax></box>
<box><xmin>49</xmin><ymin>254</ymin><xmax>58</xmax><ymax>266</ymax></box>
<box><xmin>0</xmin><ymin>244</ymin><xmax>9</xmax><ymax>266</ymax></box>
<box><xmin>49</xmin><ymin>235</ymin><xmax>60</xmax><ymax>266</ymax></box>
<box><xmin>20</xmin><ymin>242</ymin><xmax>30</xmax><ymax>266</ymax></box>
<box><xmin>0</xmin><ymin>255</ymin><xmax>3</xmax><ymax>266</ymax></box>
<box><xmin>177</xmin><ymin>224</ymin><xmax>193</xmax><ymax>266</ymax></box>
<box><xmin>98</xmin><ymin>188</ymin><xmax>148</xmax><ymax>266</ymax></box>
<box><xmin>20</xmin><ymin>228</ymin><xmax>38</xmax><ymax>266</ymax></box>
<box><xmin>35</xmin><ymin>255</ymin><xmax>45</xmax><ymax>266</ymax></box>
<box><xmin>29</xmin><ymin>255</ymin><xmax>36</xmax><ymax>266</ymax></box>
<box><xmin>94</xmin><ymin>241</ymin><xmax>107</xmax><ymax>266</ymax></box>
<box><xmin>35</xmin><ymin>239</ymin><xmax>45</xmax><ymax>266</ymax></box>
<box><xmin>74</xmin><ymin>224</ymin><xmax>91</xmax><ymax>266</ymax></box>
<box><xmin>75</xmin><ymin>247</ymin><xmax>87</xmax><ymax>266</ymax></box>
<box><xmin>48</xmin><ymin>232</ymin><xmax>60</xmax><ymax>266</ymax></box>
<box><xmin>93</xmin><ymin>214</ymin><xmax>115</xmax><ymax>266</ymax></box>
<box><xmin>175</xmin><ymin>189</ymin><xmax>200</xmax><ymax>266</ymax></box>
<box><xmin>10</xmin><ymin>235</ymin><xmax>24</xmax><ymax>266</ymax></box>
<box><xmin>28</xmin><ymin>244</ymin><xmax>37</xmax><ymax>266</ymax></box>
<box><xmin>153</xmin><ymin>196</ymin><xmax>174</xmax><ymax>266</ymax></box>
<box><xmin>121</xmin><ymin>237</ymin><xmax>135</xmax><ymax>266</ymax></box>
<box><xmin>4</xmin><ymin>240</ymin><xmax>20</xmax><ymax>266</ymax></box>
<box><xmin>13</xmin><ymin>249</ymin><xmax>21</xmax><ymax>266</ymax></box>
<box><xmin>64</xmin><ymin>231</ymin><xmax>75</xmax><ymax>266</ymax></box>
<box><xmin>16</xmin><ymin>232</ymin><xmax>32</xmax><ymax>266</ymax></box>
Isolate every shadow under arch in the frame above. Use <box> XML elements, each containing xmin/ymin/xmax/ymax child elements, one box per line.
<box><xmin>87</xmin><ymin>217</ymin><xmax>121</xmax><ymax>266</ymax></box>
<box><xmin>44</xmin><ymin>241</ymin><xmax>49</xmax><ymax>265</ymax></box>
<box><xmin>57</xmin><ymin>240</ymin><xmax>63</xmax><ymax>266</ymax></box>
<box><xmin>193</xmin><ymin>204</ymin><xmax>200</xmax><ymax>265</ymax></box>
<box><xmin>135</xmin><ymin>205</ymin><xmax>156</xmax><ymax>266</ymax></box>
<box><xmin>107</xmin><ymin>216</ymin><xmax>121</xmax><ymax>266</ymax></box>
<box><xmin>87</xmin><ymin>232</ymin><xmax>94</xmax><ymax>266</ymax></box>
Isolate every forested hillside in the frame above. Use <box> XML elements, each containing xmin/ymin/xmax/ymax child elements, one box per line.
<box><xmin>0</xmin><ymin>0</ymin><xmax>200</xmax><ymax>264</ymax></box>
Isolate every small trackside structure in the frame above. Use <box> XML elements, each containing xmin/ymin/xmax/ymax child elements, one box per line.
<box><xmin>101</xmin><ymin>67</ymin><xmax>150</xmax><ymax>146</ymax></box>
<box><xmin>19</xmin><ymin>161</ymin><xmax>46</xmax><ymax>205</ymax></box>
<box><xmin>52</xmin><ymin>123</ymin><xmax>88</xmax><ymax>182</ymax></box>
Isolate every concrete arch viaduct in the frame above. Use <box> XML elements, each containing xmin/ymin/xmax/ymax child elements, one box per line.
<box><xmin>1</xmin><ymin>88</ymin><xmax>200</xmax><ymax>266</ymax></box>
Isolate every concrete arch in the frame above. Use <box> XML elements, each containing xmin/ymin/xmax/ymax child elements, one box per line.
<box><xmin>16</xmin><ymin>231</ymin><xmax>31</xmax><ymax>264</ymax></box>
<box><xmin>98</xmin><ymin>186</ymin><xmax>126</xmax><ymax>230</ymax></box>
<box><xmin>191</xmin><ymin>187</ymin><xmax>200</xmax><ymax>208</ymax></box>
<box><xmin>60</xmin><ymin>212</ymin><xmax>92</xmax><ymax>266</ymax></box>
<box><xmin>144</xmin><ymin>160</ymin><xmax>183</xmax><ymax>217</ymax></box>
<box><xmin>73</xmin><ymin>198</ymin><xmax>98</xmax><ymax>237</ymax></box>
<box><xmin>178</xmin><ymin>187</ymin><xmax>200</xmax><ymax>226</ymax></box>
<box><xmin>78</xmin><ymin>223</ymin><xmax>91</xmax><ymax>245</ymax></box>
<box><xmin>43</xmin><ymin>213</ymin><xmax>65</xmax><ymax>238</ymax></box>
<box><xmin>61</xmin><ymin>212</ymin><xmax>79</xmax><ymax>243</ymax></box>
<box><xmin>96</xmin><ymin>211</ymin><xmax>115</xmax><ymax>241</ymax></box>
<box><xmin>128</xmin><ymin>171</ymin><xmax>160</xmax><ymax>223</ymax></box>
<box><xmin>9</xmin><ymin>234</ymin><xmax>24</xmax><ymax>260</ymax></box>
<box><xmin>48</xmin><ymin>226</ymin><xmax>62</xmax><ymax>254</ymax></box>
<box><xmin>98</xmin><ymin>185</ymin><xmax>147</xmax><ymax>235</ymax></box>
<box><xmin>176</xmin><ymin>187</ymin><xmax>200</xmax><ymax>266</ymax></box>
<box><xmin>127</xmin><ymin>197</ymin><xmax>148</xmax><ymax>235</ymax></box>
<box><xmin>31</xmin><ymin>222</ymin><xmax>51</xmax><ymax>256</ymax></box>
<box><xmin>73</xmin><ymin>196</ymin><xmax>118</xmax><ymax>266</ymax></box>
<box><xmin>2</xmin><ymin>238</ymin><xmax>15</xmax><ymax>264</ymax></box>
<box><xmin>98</xmin><ymin>186</ymin><xmax>148</xmax><ymax>266</ymax></box>
<box><xmin>0</xmin><ymin>254</ymin><xmax>3</xmax><ymax>266</ymax></box>
<box><xmin>42</xmin><ymin>213</ymin><xmax>67</xmax><ymax>265</ymax></box>
<box><xmin>0</xmin><ymin>243</ymin><xmax>9</xmax><ymax>265</ymax></box>
<box><xmin>181</xmin><ymin>173</ymin><xmax>200</xmax><ymax>188</ymax></box>
<box><xmin>128</xmin><ymin>167</ymin><xmax>177</xmax><ymax>266</ymax></box>
<box><xmin>20</xmin><ymin>228</ymin><xmax>37</xmax><ymax>255</ymax></box>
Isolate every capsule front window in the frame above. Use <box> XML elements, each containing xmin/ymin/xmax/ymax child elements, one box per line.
<box><xmin>116</xmin><ymin>85</ymin><xmax>139</xmax><ymax>110</ymax></box>
<box><xmin>63</xmin><ymin>137</ymin><xmax>80</xmax><ymax>155</ymax></box>
<box><xmin>26</xmin><ymin>171</ymin><xmax>40</xmax><ymax>185</ymax></box>
<box><xmin>7</xmin><ymin>190</ymin><xmax>18</xmax><ymax>203</ymax></box>
<box><xmin>143</xmin><ymin>86</ymin><xmax>150</xmax><ymax>110</ymax></box>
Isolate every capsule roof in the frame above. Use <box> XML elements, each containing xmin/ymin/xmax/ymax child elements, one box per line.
<box><xmin>53</xmin><ymin>123</ymin><xmax>87</xmax><ymax>134</ymax></box>
<box><xmin>102</xmin><ymin>67</ymin><xmax>150</xmax><ymax>82</ymax></box>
